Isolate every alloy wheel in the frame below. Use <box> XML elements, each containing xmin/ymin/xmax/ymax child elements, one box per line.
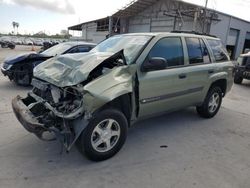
<box><xmin>91</xmin><ymin>119</ymin><xmax>121</xmax><ymax>153</ymax></box>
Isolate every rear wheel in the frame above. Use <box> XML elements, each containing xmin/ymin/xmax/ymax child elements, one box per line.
<box><xmin>9</xmin><ymin>45</ymin><xmax>15</xmax><ymax>49</ymax></box>
<box><xmin>78</xmin><ymin>109</ymin><xmax>128</xmax><ymax>161</ymax></box>
<box><xmin>234</xmin><ymin>75</ymin><xmax>243</xmax><ymax>84</ymax></box>
<box><xmin>196</xmin><ymin>87</ymin><xmax>222</xmax><ymax>118</ymax></box>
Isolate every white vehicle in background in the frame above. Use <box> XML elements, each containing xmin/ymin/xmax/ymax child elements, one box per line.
<box><xmin>32</xmin><ymin>38</ymin><xmax>44</xmax><ymax>46</ymax></box>
<box><xmin>11</xmin><ymin>37</ymin><xmax>22</xmax><ymax>45</ymax></box>
<box><xmin>0</xmin><ymin>36</ymin><xmax>12</xmax><ymax>43</ymax></box>
<box><xmin>24</xmin><ymin>38</ymin><xmax>33</xmax><ymax>45</ymax></box>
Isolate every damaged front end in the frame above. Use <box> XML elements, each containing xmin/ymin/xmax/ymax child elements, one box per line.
<box><xmin>12</xmin><ymin>50</ymin><xmax>134</xmax><ymax>152</ymax></box>
<box><xmin>12</xmin><ymin>78</ymin><xmax>88</xmax><ymax>151</ymax></box>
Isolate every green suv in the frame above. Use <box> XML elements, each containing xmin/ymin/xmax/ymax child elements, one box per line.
<box><xmin>12</xmin><ymin>32</ymin><xmax>234</xmax><ymax>161</ymax></box>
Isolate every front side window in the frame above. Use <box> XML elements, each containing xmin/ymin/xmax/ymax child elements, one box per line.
<box><xmin>148</xmin><ymin>37</ymin><xmax>184</xmax><ymax>67</ymax></box>
<box><xmin>207</xmin><ymin>39</ymin><xmax>229</xmax><ymax>62</ymax></box>
<box><xmin>186</xmin><ymin>38</ymin><xmax>211</xmax><ymax>64</ymax></box>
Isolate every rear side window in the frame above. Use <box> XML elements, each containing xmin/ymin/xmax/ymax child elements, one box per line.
<box><xmin>148</xmin><ymin>37</ymin><xmax>184</xmax><ymax>67</ymax></box>
<box><xmin>186</xmin><ymin>38</ymin><xmax>211</xmax><ymax>64</ymax></box>
<box><xmin>207</xmin><ymin>39</ymin><xmax>229</xmax><ymax>62</ymax></box>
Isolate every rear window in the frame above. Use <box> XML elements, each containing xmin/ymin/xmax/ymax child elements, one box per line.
<box><xmin>207</xmin><ymin>39</ymin><xmax>229</xmax><ymax>62</ymax></box>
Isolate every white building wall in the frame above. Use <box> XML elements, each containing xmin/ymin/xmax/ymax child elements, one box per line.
<box><xmin>76</xmin><ymin>0</ymin><xmax>250</xmax><ymax>58</ymax></box>
<box><xmin>81</xmin><ymin>22</ymin><xmax>108</xmax><ymax>43</ymax></box>
<box><xmin>124</xmin><ymin>0</ymin><xmax>204</xmax><ymax>33</ymax></box>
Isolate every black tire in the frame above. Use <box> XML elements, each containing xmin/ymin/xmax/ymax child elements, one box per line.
<box><xmin>9</xmin><ymin>45</ymin><xmax>15</xmax><ymax>49</ymax></box>
<box><xmin>196</xmin><ymin>87</ymin><xmax>222</xmax><ymax>118</ymax></box>
<box><xmin>78</xmin><ymin>109</ymin><xmax>128</xmax><ymax>161</ymax></box>
<box><xmin>234</xmin><ymin>75</ymin><xmax>243</xmax><ymax>84</ymax></box>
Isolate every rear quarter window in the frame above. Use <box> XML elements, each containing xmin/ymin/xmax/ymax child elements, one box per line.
<box><xmin>207</xmin><ymin>39</ymin><xmax>229</xmax><ymax>62</ymax></box>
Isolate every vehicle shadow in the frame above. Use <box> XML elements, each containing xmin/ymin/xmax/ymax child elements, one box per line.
<box><xmin>3</xmin><ymin>107</ymin><xmax>214</xmax><ymax>180</ymax></box>
<box><xmin>0</xmin><ymin>78</ymin><xmax>32</xmax><ymax>92</ymax></box>
<box><xmin>240</xmin><ymin>80</ymin><xmax>250</xmax><ymax>88</ymax></box>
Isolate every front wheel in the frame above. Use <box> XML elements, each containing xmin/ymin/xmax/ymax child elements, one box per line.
<box><xmin>196</xmin><ymin>87</ymin><xmax>222</xmax><ymax>118</ymax></box>
<box><xmin>78</xmin><ymin>109</ymin><xmax>128</xmax><ymax>161</ymax></box>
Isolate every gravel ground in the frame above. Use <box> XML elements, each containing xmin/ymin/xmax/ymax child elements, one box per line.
<box><xmin>0</xmin><ymin>46</ymin><xmax>250</xmax><ymax>188</ymax></box>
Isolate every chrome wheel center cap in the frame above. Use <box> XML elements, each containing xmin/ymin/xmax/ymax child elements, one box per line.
<box><xmin>101</xmin><ymin>130</ymin><xmax>111</xmax><ymax>141</ymax></box>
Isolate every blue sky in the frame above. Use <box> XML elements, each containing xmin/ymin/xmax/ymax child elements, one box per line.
<box><xmin>0</xmin><ymin>0</ymin><xmax>250</xmax><ymax>35</ymax></box>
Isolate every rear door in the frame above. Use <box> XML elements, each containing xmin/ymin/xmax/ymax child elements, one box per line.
<box><xmin>182</xmin><ymin>37</ymin><xmax>215</xmax><ymax>104</ymax></box>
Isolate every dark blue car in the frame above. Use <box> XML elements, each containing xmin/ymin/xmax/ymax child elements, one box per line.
<box><xmin>1</xmin><ymin>41</ymin><xmax>96</xmax><ymax>85</ymax></box>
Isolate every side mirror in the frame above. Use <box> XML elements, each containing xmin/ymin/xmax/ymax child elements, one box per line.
<box><xmin>141</xmin><ymin>57</ymin><xmax>167</xmax><ymax>72</ymax></box>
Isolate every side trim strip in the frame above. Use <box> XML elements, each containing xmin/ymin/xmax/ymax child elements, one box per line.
<box><xmin>140</xmin><ymin>86</ymin><xmax>204</xmax><ymax>104</ymax></box>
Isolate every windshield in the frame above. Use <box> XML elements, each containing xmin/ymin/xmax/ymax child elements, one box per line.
<box><xmin>41</xmin><ymin>43</ymin><xmax>72</xmax><ymax>56</ymax></box>
<box><xmin>91</xmin><ymin>35</ymin><xmax>152</xmax><ymax>64</ymax></box>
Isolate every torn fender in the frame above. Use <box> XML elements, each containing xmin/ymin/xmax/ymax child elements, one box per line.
<box><xmin>82</xmin><ymin>65</ymin><xmax>135</xmax><ymax>115</ymax></box>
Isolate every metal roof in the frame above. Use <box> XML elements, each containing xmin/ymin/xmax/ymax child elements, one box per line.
<box><xmin>68</xmin><ymin>0</ymin><xmax>250</xmax><ymax>31</ymax></box>
<box><xmin>113</xmin><ymin>0</ymin><xmax>157</xmax><ymax>18</ymax></box>
<box><xmin>112</xmin><ymin>0</ymin><xmax>250</xmax><ymax>24</ymax></box>
<box><xmin>68</xmin><ymin>17</ymin><xmax>109</xmax><ymax>31</ymax></box>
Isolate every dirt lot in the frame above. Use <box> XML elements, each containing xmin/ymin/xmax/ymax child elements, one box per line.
<box><xmin>0</xmin><ymin>46</ymin><xmax>250</xmax><ymax>188</ymax></box>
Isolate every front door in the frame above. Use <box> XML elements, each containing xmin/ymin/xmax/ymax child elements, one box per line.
<box><xmin>138</xmin><ymin>37</ymin><xmax>190</xmax><ymax>117</ymax></box>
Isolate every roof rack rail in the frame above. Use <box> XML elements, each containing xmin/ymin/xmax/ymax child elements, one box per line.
<box><xmin>171</xmin><ymin>30</ymin><xmax>217</xmax><ymax>38</ymax></box>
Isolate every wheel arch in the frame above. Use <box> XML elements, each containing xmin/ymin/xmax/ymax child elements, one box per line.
<box><xmin>92</xmin><ymin>93</ymin><xmax>132</xmax><ymax>126</ymax></box>
<box><xmin>209</xmin><ymin>79</ymin><xmax>227</xmax><ymax>97</ymax></box>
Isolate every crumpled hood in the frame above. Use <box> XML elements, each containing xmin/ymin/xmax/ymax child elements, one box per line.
<box><xmin>33</xmin><ymin>51</ymin><xmax>115</xmax><ymax>87</ymax></box>
<box><xmin>4</xmin><ymin>52</ymin><xmax>49</xmax><ymax>65</ymax></box>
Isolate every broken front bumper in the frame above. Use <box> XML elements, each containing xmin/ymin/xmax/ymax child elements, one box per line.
<box><xmin>12</xmin><ymin>94</ymin><xmax>89</xmax><ymax>151</ymax></box>
<box><xmin>12</xmin><ymin>95</ymin><xmax>54</xmax><ymax>140</ymax></box>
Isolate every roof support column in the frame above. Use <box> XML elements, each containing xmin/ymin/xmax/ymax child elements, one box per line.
<box><xmin>109</xmin><ymin>16</ymin><xmax>113</xmax><ymax>37</ymax></box>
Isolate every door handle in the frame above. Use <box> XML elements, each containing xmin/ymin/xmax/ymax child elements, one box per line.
<box><xmin>208</xmin><ymin>70</ymin><xmax>214</xmax><ymax>74</ymax></box>
<box><xmin>178</xmin><ymin>73</ymin><xmax>187</xmax><ymax>79</ymax></box>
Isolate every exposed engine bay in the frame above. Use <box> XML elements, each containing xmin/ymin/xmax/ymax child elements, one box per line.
<box><xmin>83</xmin><ymin>50</ymin><xmax>126</xmax><ymax>83</ymax></box>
